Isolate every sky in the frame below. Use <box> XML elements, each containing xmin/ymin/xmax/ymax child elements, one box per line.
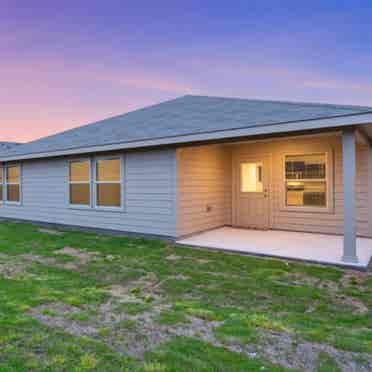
<box><xmin>1</xmin><ymin>0</ymin><xmax>372</xmax><ymax>142</ymax></box>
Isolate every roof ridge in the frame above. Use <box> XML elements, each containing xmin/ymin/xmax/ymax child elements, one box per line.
<box><xmin>183</xmin><ymin>94</ymin><xmax>372</xmax><ymax>111</ymax></box>
<box><xmin>3</xmin><ymin>94</ymin><xmax>372</xmax><ymax>161</ymax></box>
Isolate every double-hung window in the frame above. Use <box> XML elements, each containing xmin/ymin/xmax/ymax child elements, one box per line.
<box><xmin>285</xmin><ymin>153</ymin><xmax>327</xmax><ymax>208</ymax></box>
<box><xmin>69</xmin><ymin>160</ymin><xmax>91</xmax><ymax>206</ymax></box>
<box><xmin>5</xmin><ymin>165</ymin><xmax>21</xmax><ymax>203</ymax></box>
<box><xmin>0</xmin><ymin>167</ymin><xmax>3</xmax><ymax>202</ymax></box>
<box><xmin>68</xmin><ymin>157</ymin><xmax>123</xmax><ymax>209</ymax></box>
<box><xmin>95</xmin><ymin>158</ymin><xmax>122</xmax><ymax>208</ymax></box>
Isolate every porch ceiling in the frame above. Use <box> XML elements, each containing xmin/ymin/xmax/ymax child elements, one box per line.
<box><xmin>176</xmin><ymin>227</ymin><xmax>372</xmax><ymax>270</ymax></box>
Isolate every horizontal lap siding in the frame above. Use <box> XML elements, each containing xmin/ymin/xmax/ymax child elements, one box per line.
<box><xmin>232</xmin><ymin>136</ymin><xmax>371</xmax><ymax>237</ymax></box>
<box><xmin>0</xmin><ymin>149</ymin><xmax>177</xmax><ymax>237</ymax></box>
<box><xmin>177</xmin><ymin>145</ymin><xmax>232</xmax><ymax>236</ymax></box>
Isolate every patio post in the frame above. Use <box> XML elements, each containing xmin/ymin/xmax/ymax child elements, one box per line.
<box><xmin>342</xmin><ymin>128</ymin><xmax>358</xmax><ymax>263</ymax></box>
<box><xmin>369</xmin><ymin>142</ymin><xmax>372</xmax><ymax>237</ymax></box>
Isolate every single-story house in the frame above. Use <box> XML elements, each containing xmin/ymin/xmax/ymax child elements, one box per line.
<box><xmin>1</xmin><ymin>95</ymin><xmax>372</xmax><ymax>269</ymax></box>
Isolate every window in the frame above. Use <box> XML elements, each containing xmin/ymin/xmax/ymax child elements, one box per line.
<box><xmin>0</xmin><ymin>167</ymin><xmax>2</xmax><ymax>202</ymax></box>
<box><xmin>241</xmin><ymin>162</ymin><xmax>263</xmax><ymax>192</ymax></box>
<box><xmin>285</xmin><ymin>154</ymin><xmax>327</xmax><ymax>207</ymax></box>
<box><xmin>69</xmin><ymin>160</ymin><xmax>91</xmax><ymax>205</ymax></box>
<box><xmin>5</xmin><ymin>165</ymin><xmax>21</xmax><ymax>203</ymax></box>
<box><xmin>95</xmin><ymin>158</ymin><xmax>121</xmax><ymax>207</ymax></box>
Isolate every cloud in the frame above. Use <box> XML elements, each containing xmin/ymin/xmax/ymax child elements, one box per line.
<box><xmin>303</xmin><ymin>79</ymin><xmax>372</xmax><ymax>93</ymax></box>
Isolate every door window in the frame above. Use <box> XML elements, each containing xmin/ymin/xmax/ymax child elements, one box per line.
<box><xmin>240</xmin><ymin>162</ymin><xmax>263</xmax><ymax>193</ymax></box>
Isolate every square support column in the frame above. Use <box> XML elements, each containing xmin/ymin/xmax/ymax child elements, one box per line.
<box><xmin>342</xmin><ymin>128</ymin><xmax>358</xmax><ymax>263</ymax></box>
<box><xmin>368</xmin><ymin>143</ymin><xmax>372</xmax><ymax>237</ymax></box>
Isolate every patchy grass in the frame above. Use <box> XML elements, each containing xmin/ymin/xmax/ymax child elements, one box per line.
<box><xmin>156</xmin><ymin>309</ymin><xmax>190</xmax><ymax>325</ymax></box>
<box><xmin>145</xmin><ymin>337</ymin><xmax>288</xmax><ymax>372</ymax></box>
<box><xmin>0</xmin><ymin>221</ymin><xmax>371</xmax><ymax>371</ymax></box>
<box><xmin>317</xmin><ymin>352</ymin><xmax>341</xmax><ymax>372</ymax></box>
<box><xmin>114</xmin><ymin>302</ymin><xmax>153</xmax><ymax>316</ymax></box>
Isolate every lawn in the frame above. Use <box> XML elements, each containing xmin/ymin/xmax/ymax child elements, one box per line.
<box><xmin>0</xmin><ymin>222</ymin><xmax>371</xmax><ymax>371</ymax></box>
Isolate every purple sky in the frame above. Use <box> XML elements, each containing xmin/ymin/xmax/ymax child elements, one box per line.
<box><xmin>1</xmin><ymin>0</ymin><xmax>372</xmax><ymax>142</ymax></box>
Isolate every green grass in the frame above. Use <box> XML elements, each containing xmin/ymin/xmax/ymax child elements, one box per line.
<box><xmin>0</xmin><ymin>221</ymin><xmax>370</xmax><ymax>371</ymax></box>
<box><xmin>317</xmin><ymin>352</ymin><xmax>341</xmax><ymax>372</ymax></box>
<box><xmin>145</xmin><ymin>337</ymin><xmax>288</xmax><ymax>372</ymax></box>
<box><xmin>156</xmin><ymin>309</ymin><xmax>190</xmax><ymax>325</ymax></box>
<box><xmin>114</xmin><ymin>302</ymin><xmax>152</xmax><ymax>315</ymax></box>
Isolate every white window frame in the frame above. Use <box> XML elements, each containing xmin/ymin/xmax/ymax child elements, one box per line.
<box><xmin>68</xmin><ymin>158</ymin><xmax>92</xmax><ymax>208</ymax></box>
<box><xmin>93</xmin><ymin>155</ymin><xmax>124</xmax><ymax>211</ymax></box>
<box><xmin>281</xmin><ymin>151</ymin><xmax>334</xmax><ymax>214</ymax></box>
<box><xmin>3</xmin><ymin>163</ymin><xmax>22</xmax><ymax>205</ymax></box>
<box><xmin>0</xmin><ymin>165</ymin><xmax>3</xmax><ymax>205</ymax></box>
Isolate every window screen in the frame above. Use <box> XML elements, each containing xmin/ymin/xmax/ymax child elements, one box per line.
<box><xmin>285</xmin><ymin>154</ymin><xmax>327</xmax><ymax>207</ymax></box>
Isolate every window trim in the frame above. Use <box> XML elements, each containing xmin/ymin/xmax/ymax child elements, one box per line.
<box><xmin>0</xmin><ymin>165</ymin><xmax>3</xmax><ymax>205</ymax></box>
<box><xmin>3</xmin><ymin>163</ymin><xmax>22</xmax><ymax>205</ymax></box>
<box><xmin>68</xmin><ymin>158</ymin><xmax>92</xmax><ymax>208</ymax></box>
<box><xmin>67</xmin><ymin>155</ymin><xmax>125</xmax><ymax>212</ymax></box>
<box><xmin>93</xmin><ymin>155</ymin><xmax>124</xmax><ymax>211</ymax></box>
<box><xmin>281</xmin><ymin>151</ymin><xmax>334</xmax><ymax>214</ymax></box>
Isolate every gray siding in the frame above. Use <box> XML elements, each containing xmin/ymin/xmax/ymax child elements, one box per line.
<box><xmin>0</xmin><ymin>149</ymin><xmax>177</xmax><ymax>237</ymax></box>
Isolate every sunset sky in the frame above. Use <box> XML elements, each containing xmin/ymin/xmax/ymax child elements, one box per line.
<box><xmin>2</xmin><ymin>1</ymin><xmax>372</xmax><ymax>143</ymax></box>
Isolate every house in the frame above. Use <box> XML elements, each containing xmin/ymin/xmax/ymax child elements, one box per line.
<box><xmin>1</xmin><ymin>95</ymin><xmax>372</xmax><ymax>269</ymax></box>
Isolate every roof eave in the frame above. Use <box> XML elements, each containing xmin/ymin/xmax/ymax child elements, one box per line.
<box><xmin>2</xmin><ymin>113</ymin><xmax>372</xmax><ymax>162</ymax></box>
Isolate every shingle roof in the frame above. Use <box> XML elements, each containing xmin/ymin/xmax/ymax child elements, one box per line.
<box><xmin>0</xmin><ymin>142</ymin><xmax>20</xmax><ymax>153</ymax></box>
<box><xmin>2</xmin><ymin>95</ymin><xmax>372</xmax><ymax>159</ymax></box>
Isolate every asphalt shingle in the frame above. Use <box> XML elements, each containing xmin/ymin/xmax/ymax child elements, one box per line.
<box><xmin>2</xmin><ymin>95</ymin><xmax>372</xmax><ymax>158</ymax></box>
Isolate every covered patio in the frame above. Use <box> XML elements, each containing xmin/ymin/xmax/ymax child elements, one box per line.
<box><xmin>176</xmin><ymin>127</ymin><xmax>372</xmax><ymax>269</ymax></box>
<box><xmin>176</xmin><ymin>227</ymin><xmax>372</xmax><ymax>269</ymax></box>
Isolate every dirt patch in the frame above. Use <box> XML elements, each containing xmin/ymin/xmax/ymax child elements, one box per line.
<box><xmin>93</xmin><ymin>296</ymin><xmax>221</xmax><ymax>358</ymax></box>
<box><xmin>287</xmin><ymin>273</ymin><xmax>339</xmax><ymax>291</ymax></box>
<box><xmin>114</xmin><ymin>315</ymin><xmax>222</xmax><ymax>358</ymax></box>
<box><xmin>166</xmin><ymin>254</ymin><xmax>209</xmax><ymax>265</ymax></box>
<box><xmin>26</xmin><ymin>297</ymin><xmax>372</xmax><ymax>369</ymax></box>
<box><xmin>169</xmin><ymin>274</ymin><xmax>189</xmax><ymax>281</ymax></box>
<box><xmin>195</xmin><ymin>258</ymin><xmax>210</xmax><ymax>264</ymax></box>
<box><xmin>38</xmin><ymin>228</ymin><xmax>64</xmax><ymax>236</ymax></box>
<box><xmin>288</xmin><ymin>272</ymin><xmax>369</xmax><ymax>315</ymax></box>
<box><xmin>25</xmin><ymin>266</ymin><xmax>371</xmax><ymax>369</ymax></box>
<box><xmin>106</xmin><ymin>272</ymin><xmax>165</xmax><ymax>304</ymax></box>
<box><xmin>259</xmin><ymin>331</ymin><xmax>372</xmax><ymax>372</ymax></box>
<box><xmin>28</xmin><ymin>303</ymin><xmax>98</xmax><ymax>337</ymax></box>
<box><xmin>0</xmin><ymin>254</ymin><xmax>30</xmax><ymax>279</ymax></box>
<box><xmin>19</xmin><ymin>248</ymin><xmax>100</xmax><ymax>271</ymax></box>
<box><xmin>335</xmin><ymin>295</ymin><xmax>369</xmax><ymax>315</ymax></box>
<box><xmin>341</xmin><ymin>271</ymin><xmax>369</xmax><ymax>288</ymax></box>
<box><xmin>21</xmin><ymin>253</ymin><xmax>80</xmax><ymax>271</ymax></box>
<box><xmin>20</xmin><ymin>253</ymin><xmax>57</xmax><ymax>266</ymax></box>
<box><xmin>165</xmin><ymin>254</ymin><xmax>182</xmax><ymax>261</ymax></box>
<box><xmin>56</xmin><ymin>247</ymin><xmax>99</xmax><ymax>265</ymax></box>
<box><xmin>107</xmin><ymin>285</ymin><xmax>139</xmax><ymax>302</ymax></box>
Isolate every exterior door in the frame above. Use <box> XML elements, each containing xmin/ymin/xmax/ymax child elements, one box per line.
<box><xmin>234</xmin><ymin>155</ymin><xmax>270</xmax><ymax>229</ymax></box>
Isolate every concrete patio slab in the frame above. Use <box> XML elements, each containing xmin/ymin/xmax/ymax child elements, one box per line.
<box><xmin>176</xmin><ymin>227</ymin><xmax>372</xmax><ymax>269</ymax></box>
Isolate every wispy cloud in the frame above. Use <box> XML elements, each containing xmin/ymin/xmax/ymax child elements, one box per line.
<box><xmin>303</xmin><ymin>79</ymin><xmax>372</xmax><ymax>93</ymax></box>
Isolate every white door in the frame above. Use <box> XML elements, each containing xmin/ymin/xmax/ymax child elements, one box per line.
<box><xmin>234</xmin><ymin>155</ymin><xmax>270</xmax><ymax>229</ymax></box>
